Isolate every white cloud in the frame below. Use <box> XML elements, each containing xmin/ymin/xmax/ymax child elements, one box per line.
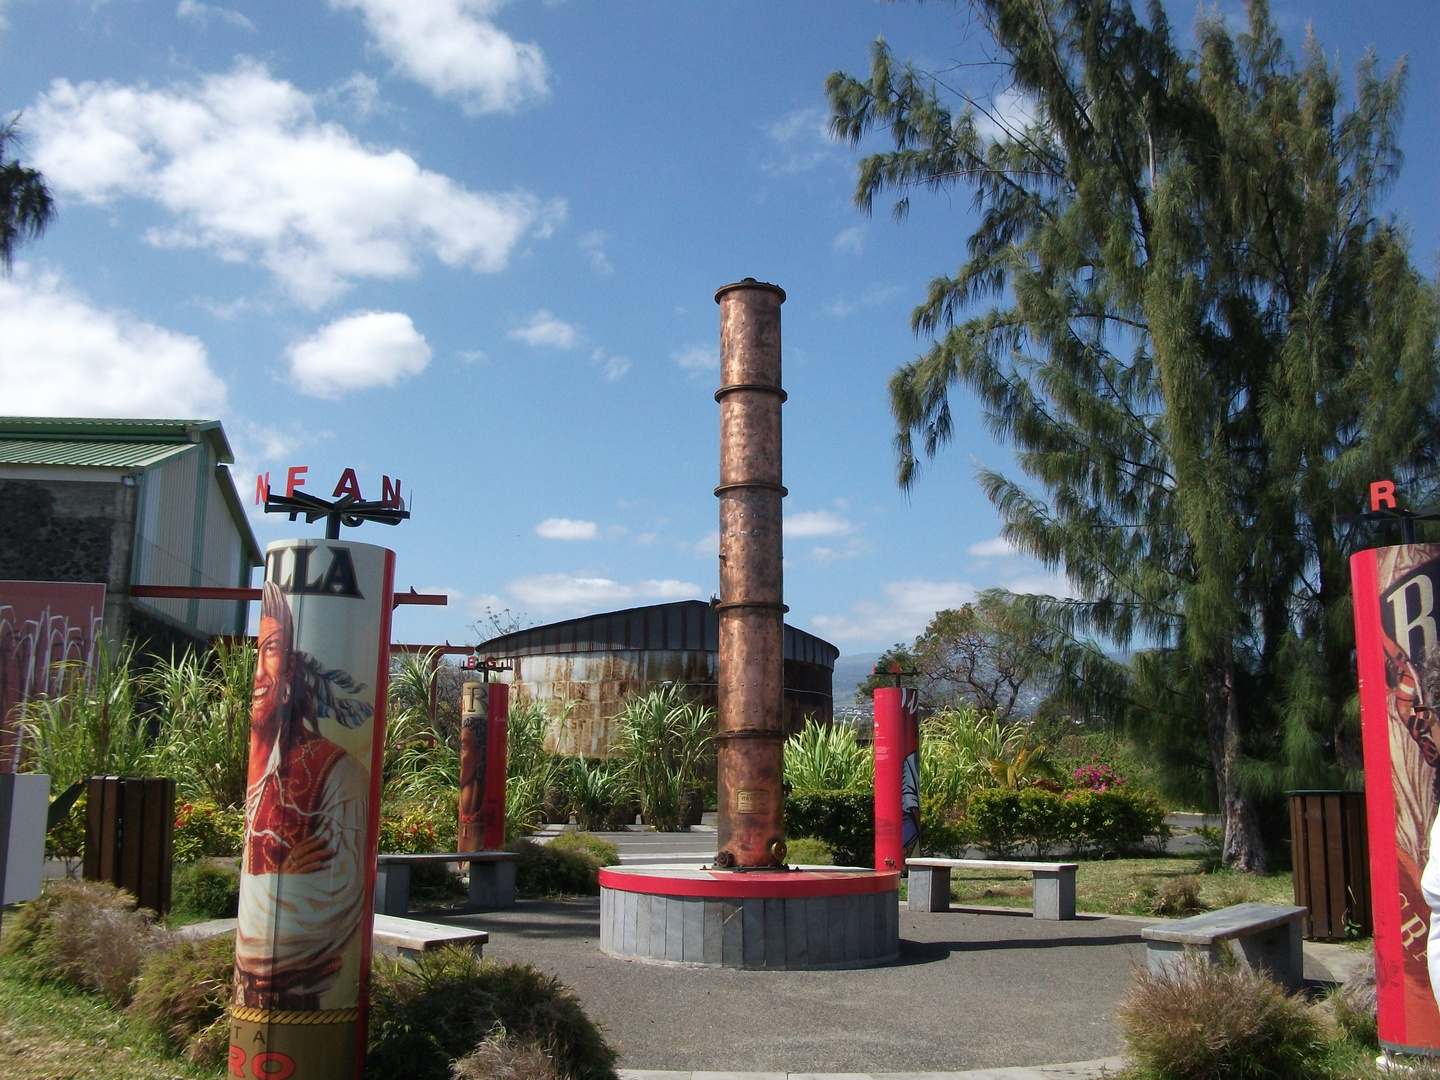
<box><xmin>325</xmin><ymin>72</ymin><xmax>382</xmax><ymax>118</ymax></box>
<box><xmin>287</xmin><ymin>310</ymin><xmax>431</xmax><ymax>398</ymax></box>
<box><xmin>685</xmin><ymin>531</ymin><xmax>719</xmax><ymax>558</ymax></box>
<box><xmin>597</xmin><ymin>351</ymin><xmax>629</xmax><ymax>381</ymax></box>
<box><xmin>177</xmin><ymin>0</ymin><xmax>255</xmax><ymax>30</ymax></box>
<box><xmin>832</xmin><ymin>226</ymin><xmax>864</xmax><ymax>255</ymax></box>
<box><xmin>971</xmin><ymin>88</ymin><xmax>1037</xmax><ymax>143</ymax></box>
<box><xmin>0</xmin><ymin>266</ymin><xmax>227</xmax><ymax>417</ymax></box>
<box><xmin>331</xmin><ymin>0</ymin><xmax>548</xmax><ymax>115</ymax></box>
<box><xmin>825</xmin><ymin>284</ymin><xmax>902</xmax><ymax>319</ymax></box>
<box><xmin>578</xmin><ymin>230</ymin><xmax>612</xmax><ymax>274</ymax></box>
<box><xmin>536</xmin><ymin>517</ymin><xmax>598</xmax><ymax>541</ymax></box>
<box><xmin>762</xmin><ymin>106</ymin><xmax>834</xmax><ymax>173</ymax></box>
<box><xmin>508</xmin><ymin>573</ymin><xmax>699</xmax><ymax>614</ymax></box>
<box><xmin>786</xmin><ymin>510</ymin><xmax>852</xmax><ymax>538</ymax></box>
<box><xmin>31</xmin><ymin>62</ymin><xmax>558</xmax><ymax>307</ymax></box>
<box><xmin>811</xmin><ymin>578</ymin><xmax>977</xmax><ymax>645</ymax></box>
<box><xmin>1000</xmin><ymin>571</ymin><xmax>1075</xmax><ymax>598</ymax></box>
<box><xmin>967</xmin><ymin>536</ymin><xmax>1018</xmax><ymax>558</ymax></box>
<box><xmin>509</xmin><ymin>310</ymin><xmax>578</xmax><ymax>349</ymax></box>
<box><xmin>672</xmin><ymin>343</ymin><xmax>717</xmax><ymax>374</ymax></box>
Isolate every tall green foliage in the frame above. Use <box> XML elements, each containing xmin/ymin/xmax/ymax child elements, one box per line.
<box><xmin>151</xmin><ymin>642</ymin><xmax>254</xmax><ymax>808</ymax></box>
<box><xmin>784</xmin><ymin>719</ymin><xmax>872</xmax><ymax>793</ymax></box>
<box><xmin>609</xmin><ymin>687</ymin><xmax>713</xmax><ymax>832</ymax></box>
<box><xmin>23</xmin><ymin>641</ymin><xmax>153</xmax><ymax>792</ymax></box>
<box><xmin>827</xmin><ymin>0</ymin><xmax>1440</xmax><ymax>869</ymax></box>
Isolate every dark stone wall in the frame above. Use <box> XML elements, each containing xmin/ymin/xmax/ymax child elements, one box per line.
<box><xmin>127</xmin><ymin>605</ymin><xmax>208</xmax><ymax>661</ymax></box>
<box><xmin>0</xmin><ymin>479</ymin><xmax>117</xmax><ymax>582</ymax></box>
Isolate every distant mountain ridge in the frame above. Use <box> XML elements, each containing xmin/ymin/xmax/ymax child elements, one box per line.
<box><xmin>830</xmin><ymin>652</ymin><xmax>881</xmax><ymax>707</ymax></box>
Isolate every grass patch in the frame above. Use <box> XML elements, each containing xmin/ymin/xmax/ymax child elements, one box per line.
<box><xmin>945</xmin><ymin>852</ymin><xmax>1293</xmax><ymax>916</ymax></box>
<box><xmin>0</xmin><ymin>955</ymin><xmax>221</xmax><ymax>1079</ymax></box>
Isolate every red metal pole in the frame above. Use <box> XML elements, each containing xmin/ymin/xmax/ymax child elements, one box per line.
<box><xmin>874</xmin><ymin>688</ymin><xmax>903</xmax><ymax>871</ymax></box>
<box><xmin>481</xmin><ymin>683</ymin><xmax>509</xmax><ymax>850</ymax></box>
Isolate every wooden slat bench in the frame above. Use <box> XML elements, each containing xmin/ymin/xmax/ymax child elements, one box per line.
<box><xmin>374</xmin><ymin>851</ymin><xmax>519</xmax><ymax>916</ymax></box>
<box><xmin>372</xmin><ymin>913</ymin><xmax>488</xmax><ymax>960</ymax></box>
<box><xmin>1141</xmin><ymin>903</ymin><xmax>1307</xmax><ymax>991</ymax></box>
<box><xmin>906</xmin><ymin>858</ymin><xmax>1079</xmax><ymax>920</ymax></box>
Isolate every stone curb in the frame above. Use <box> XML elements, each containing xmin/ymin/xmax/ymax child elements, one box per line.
<box><xmin>618</xmin><ymin>1057</ymin><xmax>1126</xmax><ymax>1080</ymax></box>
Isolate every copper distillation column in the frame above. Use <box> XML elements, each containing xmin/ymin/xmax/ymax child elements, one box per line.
<box><xmin>713</xmin><ymin>278</ymin><xmax>788</xmax><ymax>869</ymax></box>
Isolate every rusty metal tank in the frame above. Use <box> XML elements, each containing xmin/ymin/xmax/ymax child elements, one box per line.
<box><xmin>713</xmin><ymin>278</ymin><xmax>788</xmax><ymax>869</ymax></box>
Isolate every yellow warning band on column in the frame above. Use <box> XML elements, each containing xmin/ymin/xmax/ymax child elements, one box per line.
<box><xmin>230</xmin><ymin>1006</ymin><xmax>360</xmax><ymax>1025</ymax></box>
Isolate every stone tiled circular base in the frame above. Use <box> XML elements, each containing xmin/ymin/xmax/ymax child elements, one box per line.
<box><xmin>598</xmin><ymin>866</ymin><xmax>900</xmax><ymax>969</ymax></box>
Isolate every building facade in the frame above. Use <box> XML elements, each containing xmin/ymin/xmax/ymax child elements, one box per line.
<box><xmin>0</xmin><ymin>417</ymin><xmax>261</xmax><ymax>654</ymax></box>
<box><xmin>476</xmin><ymin>600</ymin><xmax>838</xmax><ymax>757</ymax></box>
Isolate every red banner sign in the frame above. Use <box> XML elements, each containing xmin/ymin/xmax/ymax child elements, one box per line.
<box><xmin>1355</xmin><ymin>544</ymin><xmax>1440</xmax><ymax>1055</ymax></box>
<box><xmin>874</xmin><ymin>686</ymin><xmax>921</xmax><ymax>871</ymax></box>
<box><xmin>0</xmin><ymin>581</ymin><xmax>105</xmax><ymax>773</ymax></box>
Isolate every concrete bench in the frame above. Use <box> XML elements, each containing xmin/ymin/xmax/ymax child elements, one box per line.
<box><xmin>374</xmin><ymin>851</ymin><xmax>519</xmax><ymax>915</ymax></box>
<box><xmin>1141</xmin><ymin>903</ymin><xmax>1307</xmax><ymax>991</ymax></box>
<box><xmin>175</xmin><ymin>914</ymin><xmax>488</xmax><ymax>962</ymax></box>
<box><xmin>371</xmin><ymin>913</ymin><xmax>488</xmax><ymax>961</ymax></box>
<box><xmin>906</xmin><ymin>858</ymin><xmax>1079</xmax><ymax>920</ymax></box>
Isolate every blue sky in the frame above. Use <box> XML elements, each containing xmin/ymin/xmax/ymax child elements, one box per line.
<box><xmin>4</xmin><ymin>0</ymin><xmax>1437</xmax><ymax>656</ymax></box>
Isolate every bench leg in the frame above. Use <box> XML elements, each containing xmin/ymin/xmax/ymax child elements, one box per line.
<box><xmin>374</xmin><ymin>864</ymin><xmax>411</xmax><ymax>916</ymax></box>
<box><xmin>1233</xmin><ymin>921</ymin><xmax>1305</xmax><ymax>992</ymax></box>
<box><xmin>468</xmin><ymin>860</ymin><xmax>517</xmax><ymax>909</ymax></box>
<box><xmin>1147</xmin><ymin>940</ymin><xmax>1223</xmax><ymax>979</ymax></box>
<box><xmin>908</xmin><ymin>867</ymin><xmax>950</xmax><ymax>912</ymax></box>
<box><xmin>1032</xmin><ymin>869</ymin><xmax>1076</xmax><ymax>920</ymax></box>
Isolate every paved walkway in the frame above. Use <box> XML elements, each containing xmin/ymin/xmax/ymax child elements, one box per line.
<box><xmin>617</xmin><ymin>1060</ymin><xmax>1125</xmax><ymax>1080</ymax></box>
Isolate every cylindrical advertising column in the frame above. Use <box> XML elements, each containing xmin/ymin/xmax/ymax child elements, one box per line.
<box><xmin>874</xmin><ymin>687</ymin><xmax>921</xmax><ymax>871</ymax></box>
<box><xmin>481</xmin><ymin>682</ymin><xmax>509</xmax><ymax>851</ymax></box>
<box><xmin>1354</xmin><ymin>544</ymin><xmax>1440</xmax><ymax>1056</ymax></box>
<box><xmin>458</xmin><ymin>681</ymin><xmax>487</xmax><ymax>853</ymax></box>
<box><xmin>229</xmin><ymin>540</ymin><xmax>394</xmax><ymax>1080</ymax></box>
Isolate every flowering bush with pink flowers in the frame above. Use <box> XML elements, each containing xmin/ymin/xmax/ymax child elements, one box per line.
<box><xmin>1072</xmin><ymin>755</ymin><xmax>1126</xmax><ymax>792</ymax></box>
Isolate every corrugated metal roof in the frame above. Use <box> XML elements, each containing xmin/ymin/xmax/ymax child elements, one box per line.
<box><xmin>477</xmin><ymin>600</ymin><xmax>839</xmax><ymax>669</ymax></box>
<box><xmin>0</xmin><ymin>417</ymin><xmax>233</xmax><ymax>463</ymax></box>
<box><xmin>0</xmin><ymin>438</ymin><xmax>193</xmax><ymax>469</ymax></box>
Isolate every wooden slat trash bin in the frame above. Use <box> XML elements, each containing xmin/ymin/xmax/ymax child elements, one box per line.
<box><xmin>1289</xmin><ymin>790</ymin><xmax>1371</xmax><ymax>941</ymax></box>
<box><xmin>83</xmin><ymin>776</ymin><xmax>175</xmax><ymax>915</ymax></box>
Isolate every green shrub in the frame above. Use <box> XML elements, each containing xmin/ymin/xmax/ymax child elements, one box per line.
<box><xmin>379</xmin><ymin>805</ymin><xmax>447</xmax><ymax>855</ymax></box>
<box><xmin>967</xmin><ymin>786</ymin><xmax>1168</xmax><ymax>857</ymax></box>
<box><xmin>46</xmin><ymin>790</ymin><xmax>86</xmax><ymax>866</ymax></box>
<box><xmin>1065</xmin><ymin>787</ymin><xmax>1169</xmax><ymax>855</ymax></box>
<box><xmin>451</xmin><ymin>1034</ymin><xmax>558</xmax><ymax>1080</ymax></box>
<box><xmin>128</xmin><ymin>932</ymin><xmax>233</xmax><ymax>1067</ymax></box>
<box><xmin>171</xmin><ymin>862</ymin><xmax>239</xmax><ymax>919</ymax></box>
<box><xmin>918</xmin><ymin>794</ymin><xmax>972</xmax><ymax>857</ymax></box>
<box><xmin>1325</xmin><ymin>957</ymin><xmax>1376</xmax><ymax>1047</ymax></box>
<box><xmin>0</xmin><ymin>879</ymin><xmax>160</xmax><ymax>1003</ymax></box>
<box><xmin>784</xmin><ymin>836</ymin><xmax>834</xmax><ymax>865</ymax></box>
<box><xmin>365</xmin><ymin>946</ymin><xmax>617</xmax><ymax>1080</ymax></box>
<box><xmin>1118</xmin><ymin>954</ymin><xmax>1332</xmax><ymax>1079</ymax></box>
<box><xmin>510</xmin><ymin>839</ymin><xmax>604</xmax><ymax>897</ymax></box>
<box><xmin>785</xmin><ymin>790</ymin><xmax>874</xmax><ymax>866</ymax></box>
<box><xmin>967</xmin><ymin>788</ymin><xmax>1025</xmax><ymax>856</ymax></box>
<box><xmin>172</xmin><ymin>800</ymin><xmax>245</xmax><ymax>863</ymax></box>
<box><xmin>548</xmin><ymin>831</ymin><xmax>620</xmax><ymax>866</ymax></box>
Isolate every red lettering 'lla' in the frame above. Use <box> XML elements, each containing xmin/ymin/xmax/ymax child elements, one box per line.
<box><xmin>1371</xmin><ymin>480</ymin><xmax>1397</xmax><ymax>512</ymax></box>
<box><xmin>333</xmin><ymin>467</ymin><xmax>362</xmax><ymax>500</ymax></box>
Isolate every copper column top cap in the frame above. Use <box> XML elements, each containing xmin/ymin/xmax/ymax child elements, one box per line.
<box><xmin>714</xmin><ymin>277</ymin><xmax>786</xmax><ymax>304</ymax></box>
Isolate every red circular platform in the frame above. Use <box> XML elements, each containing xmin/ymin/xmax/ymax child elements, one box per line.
<box><xmin>598</xmin><ymin>865</ymin><xmax>899</xmax><ymax>898</ymax></box>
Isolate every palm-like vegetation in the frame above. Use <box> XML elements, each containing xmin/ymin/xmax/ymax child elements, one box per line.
<box><xmin>0</xmin><ymin>116</ymin><xmax>53</xmax><ymax>269</ymax></box>
<box><xmin>609</xmin><ymin>687</ymin><xmax>713</xmax><ymax>832</ymax></box>
<box><xmin>784</xmin><ymin>719</ymin><xmax>872</xmax><ymax>793</ymax></box>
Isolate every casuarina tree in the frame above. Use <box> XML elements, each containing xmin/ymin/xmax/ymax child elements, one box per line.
<box><xmin>827</xmin><ymin>0</ymin><xmax>1439</xmax><ymax>869</ymax></box>
<box><xmin>0</xmin><ymin>116</ymin><xmax>53</xmax><ymax>269</ymax></box>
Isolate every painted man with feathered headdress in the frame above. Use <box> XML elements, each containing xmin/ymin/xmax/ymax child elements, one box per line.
<box><xmin>234</xmin><ymin>582</ymin><xmax>372</xmax><ymax>1012</ymax></box>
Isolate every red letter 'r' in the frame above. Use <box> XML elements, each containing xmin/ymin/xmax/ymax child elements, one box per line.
<box><xmin>1371</xmin><ymin>480</ymin><xmax>1397</xmax><ymax>512</ymax></box>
